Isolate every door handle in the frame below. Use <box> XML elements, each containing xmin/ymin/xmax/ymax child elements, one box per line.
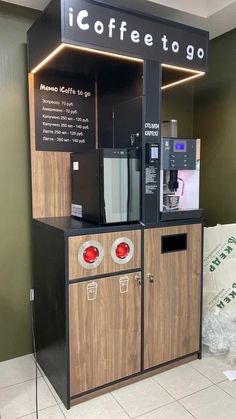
<box><xmin>147</xmin><ymin>273</ymin><xmax>154</xmax><ymax>283</ymax></box>
<box><xmin>134</xmin><ymin>274</ymin><xmax>142</xmax><ymax>285</ymax></box>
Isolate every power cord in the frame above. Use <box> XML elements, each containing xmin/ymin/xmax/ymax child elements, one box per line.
<box><xmin>30</xmin><ymin>288</ymin><xmax>39</xmax><ymax>419</ymax></box>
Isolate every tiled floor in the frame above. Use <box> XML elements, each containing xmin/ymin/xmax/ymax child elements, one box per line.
<box><xmin>1</xmin><ymin>350</ymin><xmax>236</xmax><ymax>419</ymax></box>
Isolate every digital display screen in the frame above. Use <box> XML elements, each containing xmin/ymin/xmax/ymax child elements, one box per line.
<box><xmin>174</xmin><ymin>140</ymin><xmax>186</xmax><ymax>152</ymax></box>
<box><xmin>176</xmin><ymin>143</ymin><xmax>185</xmax><ymax>150</ymax></box>
<box><xmin>151</xmin><ymin>146</ymin><xmax>158</xmax><ymax>159</ymax></box>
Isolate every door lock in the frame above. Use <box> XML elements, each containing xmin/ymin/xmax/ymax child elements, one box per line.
<box><xmin>134</xmin><ymin>274</ymin><xmax>142</xmax><ymax>285</ymax></box>
<box><xmin>147</xmin><ymin>273</ymin><xmax>154</xmax><ymax>283</ymax></box>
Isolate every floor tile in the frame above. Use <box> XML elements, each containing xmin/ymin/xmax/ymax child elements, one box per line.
<box><xmin>0</xmin><ymin>377</ymin><xmax>57</xmax><ymax>419</ymax></box>
<box><xmin>189</xmin><ymin>354</ymin><xmax>230</xmax><ymax>383</ymax></box>
<box><xmin>137</xmin><ymin>402</ymin><xmax>194</xmax><ymax>419</ymax></box>
<box><xmin>17</xmin><ymin>405</ymin><xmax>65</xmax><ymax>419</ymax></box>
<box><xmin>179</xmin><ymin>385</ymin><xmax>236</xmax><ymax>419</ymax></box>
<box><xmin>111</xmin><ymin>378</ymin><xmax>174</xmax><ymax>418</ymax></box>
<box><xmin>218</xmin><ymin>379</ymin><xmax>236</xmax><ymax>399</ymax></box>
<box><xmin>153</xmin><ymin>364</ymin><xmax>212</xmax><ymax>399</ymax></box>
<box><xmin>59</xmin><ymin>393</ymin><xmax>129</xmax><ymax>419</ymax></box>
<box><xmin>0</xmin><ymin>355</ymin><xmax>40</xmax><ymax>389</ymax></box>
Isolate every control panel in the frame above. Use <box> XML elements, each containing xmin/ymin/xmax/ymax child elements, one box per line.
<box><xmin>146</xmin><ymin>143</ymin><xmax>159</xmax><ymax>164</ymax></box>
<box><xmin>161</xmin><ymin>138</ymin><xmax>196</xmax><ymax>170</ymax></box>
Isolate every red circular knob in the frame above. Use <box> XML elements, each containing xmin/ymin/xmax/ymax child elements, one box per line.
<box><xmin>115</xmin><ymin>242</ymin><xmax>130</xmax><ymax>259</ymax></box>
<box><xmin>83</xmin><ymin>246</ymin><xmax>99</xmax><ymax>264</ymax></box>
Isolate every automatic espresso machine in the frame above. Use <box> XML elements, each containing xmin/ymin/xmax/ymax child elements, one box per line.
<box><xmin>160</xmin><ymin>137</ymin><xmax>201</xmax><ymax>219</ymax></box>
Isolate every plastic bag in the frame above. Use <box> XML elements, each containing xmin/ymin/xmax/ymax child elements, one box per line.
<box><xmin>202</xmin><ymin>308</ymin><xmax>236</xmax><ymax>360</ymax></box>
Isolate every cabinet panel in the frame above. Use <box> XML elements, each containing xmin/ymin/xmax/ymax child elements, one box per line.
<box><xmin>144</xmin><ymin>224</ymin><xmax>202</xmax><ymax>370</ymax></box>
<box><xmin>69</xmin><ymin>272</ymin><xmax>141</xmax><ymax>395</ymax></box>
<box><xmin>68</xmin><ymin>230</ymin><xmax>141</xmax><ymax>280</ymax></box>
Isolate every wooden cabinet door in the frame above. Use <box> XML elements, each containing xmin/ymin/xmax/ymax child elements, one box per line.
<box><xmin>69</xmin><ymin>272</ymin><xmax>141</xmax><ymax>396</ymax></box>
<box><xmin>68</xmin><ymin>230</ymin><xmax>141</xmax><ymax>280</ymax></box>
<box><xmin>144</xmin><ymin>224</ymin><xmax>202</xmax><ymax>370</ymax></box>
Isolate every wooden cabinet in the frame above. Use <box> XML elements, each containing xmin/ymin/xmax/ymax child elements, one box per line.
<box><xmin>69</xmin><ymin>272</ymin><xmax>141</xmax><ymax>395</ymax></box>
<box><xmin>144</xmin><ymin>224</ymin><xmax>202</xmax><ymax>370</ymax></box>
<box><xmin>33</xmin><ymin>220</ymin><xmax>202</xmax><ymax>407</ymax></box>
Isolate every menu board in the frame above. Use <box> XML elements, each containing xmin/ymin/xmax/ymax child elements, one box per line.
<box><xmin>34</xmin><ymin>74</ymin><xmax>95</xmax><ymax>152</ymax></box>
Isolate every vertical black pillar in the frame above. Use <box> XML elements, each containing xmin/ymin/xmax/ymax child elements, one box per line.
<box><xmin>141</xmin><ymin>60</ymin><xmax>161</xmax><ymax>226</ymax></box>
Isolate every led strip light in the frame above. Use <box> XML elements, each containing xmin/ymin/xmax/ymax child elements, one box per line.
<box><xmin>161</xmin><ymin>63</ymin><xmax>205</xmax><ymax>90</ymax></box>
<box><xmin>31</xmin><ymin>43</ymin><xmax>205</xmax><ymax>89</ymax></box>
<box><xmin>31</xmin><ymin>42</ymin><xmax>143</xmax><ymax>74</ymax></box>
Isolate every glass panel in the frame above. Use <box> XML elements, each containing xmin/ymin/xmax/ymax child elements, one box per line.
<box><xmin>103</xmin><ymin>156</ymin><xmax>140</xmax><ymax>223</ymax></box>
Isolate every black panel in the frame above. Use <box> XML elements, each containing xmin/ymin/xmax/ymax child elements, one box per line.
<box><xmin>160</xmin><ymin>209</ymin><xmax>203</xmax><ymax>221</ymax></box>
<box><xmin>97</xmin><ymin>61</ymin><xmax>143</xmax><ymax>148</ymax></box>
<box><xmin>161</xmin><ymin>233</ymin><xmax>187</xmax><ymax>253</ymax></box>
<box><xmin>27</xmin><ymin>1</ymin><xmax>208</xmax><ymax>73</ymax></box>
<box><xmin>32</xmin><ymin>223</ymin><xmax>68</xmax><ymax>407</ymax></box>
<box><xmin>27</xmin><ymin>0</ymin><xmax>61</xmax><ymax>72</ymax></box>
<box><xmin>161</xmin><ymin>138</ymin><xmax>197</xmax><ymax>170</ymax></box>
<box><xmin>142</xmin><ymin>60</ymin><xmax>161</xmax><ymax>226</ymax></box>
<box><xmin>114</xmin><ymin>97</ymin><xmax>142</xmax><ymax>148</ymax></box>
<box><xmin>33</xmin><ymin>217</ymin><xmax>142</xmax><ymax>235</ymax></box>
<box><xmin>62</xmin><ymin>0</ymin><xmax>208</xmax><ymax>71</ymax></box>
<box><xmin>34</xmin><ymin>72</ymin><xmax>96</xmax><ymax>152</ymax></box>
<box><xmin>71</xmin><ymin>150</ymin><xmax>101</xmax><ymax>224</ymax></box>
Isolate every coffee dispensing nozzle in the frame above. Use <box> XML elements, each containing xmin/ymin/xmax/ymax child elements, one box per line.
<box><xmin>168</xmin><ymin>170</ymin><xmax>179</xmax><ymax>192</ymax></box>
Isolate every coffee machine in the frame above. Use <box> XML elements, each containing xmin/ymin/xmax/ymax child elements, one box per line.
<box><xmin>160</xmin><ymin>137</ymin><xmax>201</xmax><ymax>220</ymax></box>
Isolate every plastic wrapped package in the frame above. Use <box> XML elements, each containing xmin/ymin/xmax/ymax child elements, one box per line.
<box><xmin>202</xmin><ymin>308</ymin><xmax>236</xmax><ymax>364</ymax></box>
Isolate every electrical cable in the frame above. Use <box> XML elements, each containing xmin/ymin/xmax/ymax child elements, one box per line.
<box><xmin>30</xmin><ymin>291</ymin><xmax>39</xmax><ymax>419</ymax></box>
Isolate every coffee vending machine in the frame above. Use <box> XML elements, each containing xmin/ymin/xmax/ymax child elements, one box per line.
<box><xmin>160</xmin><ymin>137</ymin><xmax>201</xmax><ymax>220</ymax></box>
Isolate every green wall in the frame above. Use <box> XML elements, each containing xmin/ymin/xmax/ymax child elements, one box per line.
<box><xmin>0</xmin><ymin>2</ymin><xmax>39</xmax><ymax>361</ymax></box>
<box><xmin>194</xmin><ymin>29</ymin><xmax>236</xmax><ymax>226</ymax></box>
